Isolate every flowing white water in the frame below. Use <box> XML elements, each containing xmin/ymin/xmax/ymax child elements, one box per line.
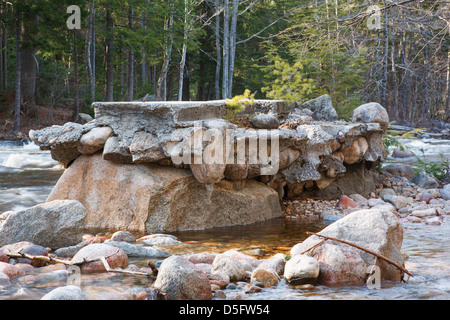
<box><xmin>0</xmin><ymin>140</ymin><xmax>63</xmax><ymax>212</ymax></box>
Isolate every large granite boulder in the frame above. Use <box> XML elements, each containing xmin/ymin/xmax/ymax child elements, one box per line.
<box><xmin>153</xmin><ymin>256</ymin><xmax>212</xmax><ymax>300</ymax></box>
<box><xmin>46</xmin><ymin>153</ymin><xmax>282</xmax><ymax>233</ymax></box>
<box><xmin>0</xmin><ymin>200</ymin><xmax>86</xmax><ymax>249</ymax></box>
<box><xmin>290</xmin><ymin>209</ymin><xmax>405</xmax><ymax>285</ymax></box>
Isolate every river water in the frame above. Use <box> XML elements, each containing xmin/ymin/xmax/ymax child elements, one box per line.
<box><xmin>0</xmin><ymin>135</ymin><xmax>449</xmax><ymax>300</ymax></box>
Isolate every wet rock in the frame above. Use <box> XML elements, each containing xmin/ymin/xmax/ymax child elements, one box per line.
<box><xmin>110</xmin><ymin>231</ymin><xmax>136</xmax><ymax>243</ymax></box>
<box><xmin>256</xmin><ymin>254</ymin><xmax>285</xmax><ymax>276</ymax></box>
<box><xmin>134</xmin><ymin>288</ymin><xmax>166</xmax><ymax>300</ymax></box>
<box><xmin>392</xmin><ymin>196</ymin><xmax>407</xmax><ymax>210</ymax></box>
<box><xmin>54</xmin><ymin>241</ymin><xmax>88</xmax><ymax>258</ymax></box>
<box><xmin>16</xmin><ymin>245</ymin><xmax>48</xmax><ymax>267</ymax></box>
<box><xmin>86</xmin><ymin>236</ymin><xmax>108</xmax><ymax>244</ymax></box>
<box><xmin>425</xmin><ymin>216</ymin><xmax>443</xmax><ymax>225</ymax></box>
<box><xmin>35</xmin><ymin>270</ymin><xmax>69</xmax><ymax>284</ymax></box>
<box><xmin>410</xmin><ymin>172</ymin><xmax>440</xmax><ymax>189</ymax></box>
<box><xmin>71</xmin><ymin>243</ymin><xmax>128</xmax><ymax>273</ymax></box>
<box><xmin>251</xmin><ymin>114</ymin><xmax>280</xmax><ymax>130</ymax></box>
<box><xmin>138</xmin><ymin>236</ymin><xmax>181</xmax><ymax>246</ymax></box>
<box><xmin>243</xmin><ymin>284</ymin><xmax>262</xmax><ymax>293</ymax></box>
<box><xmin>0</xmin><ymin>200</ymin><xmax>86</xmax><ymax>249</ymax></box>
<box><xmin>392</xmin><ymin>148</ymin><xmax>415</xmax><ymax>158</ymax></box>
<box><xmin>104</xmin><ymin>241</ymin><xmax>170</xmax><ymax>259</ymax></box>
<box><xmin>352</xmin><ymin>102</ymin><xmax>389</xmax><ymax>132</ymax></box>
<box><xmin>0</xmin><ymin>250</ymin><xmax>8</xmax><ymax>263</ymax></box>
<box><xmin>222</xmin><ymin>250</ymin><xmax>260</xmax><ymax>269</ymax></box>
<box><xmin>440</xmin><ymin>184</ymin><xmax>450</xmax><ymax>200</ymax></box>
<box><xmin>250</xmin><ymin>268</ymin><xmax>279</xmax><ymax>287</ymax></box>
<box><xmin>213</xmin><ymin>290</ymin><xmax>227</xmax><ymax>300</ymax></box>
<box><xmin>283</xmin><ymin>254</ymin><xmax>319</xmax><ymax>285</ymax></box>
<box><xmin>41</xmin><ymin>285</ymin><xmax>88</xmax><ymax>300</ymax></box>
<box><xmin>77</xmin><ymin>126</ymin><xmax>113</xmax><ymax>155</ymax></box>
<box><xmin>208</xmin><ymin>270</ymin><xmax>230</xmax><ymax>283</ymax></box>
<box><xmin>0</xmin><ymin>262</ymin><xmax>25</xmax><ymax>279</ymax></box>
<box><xmin>84</xmin><ymin>286</ymin><xmax>134</xmax><ymax>300</ymax></box>
<box><xmin>411</xmin><ymin>208</ymin><xmax>437</xmax><ymax>218</ymax></box>
<box><xmin>184</xmin><ymin>253</ymin><xmax>217</xmax><ymax>265</ymax></box>
<box><xmin>290</xmin><ymin>209</ymin><xmax>404</xmax><ymax>285</ymax></box>
<box><xmin>154</xmin><ymin>256</ymin><xmax>212</xmax><ymax>300</ymax></box>
<box><xmin>40</xmin><ymin>263</ymin><xmax>68</xmax><ymax>273</ymax></box>
<box><xmin>379</xmin><ymin>188</ymin><xmax>396</xmax><ymax>198</ymax></box>
<box><xmin>0</xmin><ymin>272</ymin><xmax>11</xmax><ymax>287</ymax></box>
<box><xmin>14</xmin><ymin>263</ymin><xmax>34</xmax><ymax>273</ymax></box>
<box><xmin>349</xmin><ymin>194</ymin><xmax>368</xmax><ymax>207</ymax></box>
<box><xmin>193</xmin><ymin>263</ymin><xmax>212</xmax><ymax>275</ymax></box>
<box><xmin>382</xmin><ymin>164</ymin><xmax>415</xmax><ymax>179</ymax></box>
<box><xmin>419</xmin><ymin>193</ymin><xmax>433</xmax><ymax>204</ymax></box>
<box><xmin>211</xmin><ymin>255</ymin><xmax>247</xmax><ymax>282</ymax></box>
<box><xmin>337</xmin><ymin>195</ymin><xmax>358</xmax><ymax>209</ymax></box>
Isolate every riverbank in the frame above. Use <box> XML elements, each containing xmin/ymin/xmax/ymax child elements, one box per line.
<box><xmin>0</xmin><ymin>102</ymin><xmax>73</xmax><ymax>141</ymax></box>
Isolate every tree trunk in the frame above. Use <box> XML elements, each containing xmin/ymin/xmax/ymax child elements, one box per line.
<box><xmin>156</xmin><ymin>5</ymin><xmax>174</xmax><ymax>101</ymax></box>
<box><xmin>1</xmin><ymin>21</ymin><xmax>6</xmax><ymax>91</ymax></box>
<box><xmin>20</xmin><ymin>47</ymin><xmax>37</xmax><ymax>110</ymax></box>
<box><xmin>91</xmin><ymin>0</ymin><xmax>96</xmax><ymax>102</ymax></box>
<box><xmin>381</xmin><ymin>0</ymin><xmax>389</xmax><ymax>110</ymax></box>
<box><xmin>182</xmin><ymin>55</ymin><xmax>190</xmax><ymax>101</ymax></box>
<box><xmin>105</xmin><ymin>1</ymin><xmax>114</xmax><ymax>102</ymax></box>
<box><xmin>127</xmin><ymin>6</ymin><xmax>134</xmax><ymax>101</ymax></box>
<box><xmin>446</xmin><ymin>50</ymin><xmax>450</xmax><ymax>118</ymax></box>
<box><xmin>12</xmin><ymin>9</ymin><xmax>21</xmax><ymax>134</ymax></box>
<box><xmin>227</xmin><ymin>0</ymin><xmax>238</xmax><ymax>98</ymax></box>
<box><xmin>391</xmin><ymin>29</ymin><xmax>398</xmax><ymax>121</ymax></box>
<box><xmin>222</xmin><ymin>0</ymin><xmax>229</xmax><ymax>99</ymax></box>
<box><xmin>178</xmin><ymin>0</ymin><xmax>189</xmax><ymax>101</ymax></box>
<box><xmin>72</xmin><ymin>30</ymin><xmax>79</xmax><ymax>122</ymax></box>
<box><xmin>214</xmin><ymin>0</ymin><xmax>221</xmax><ymax>100</ymax></box>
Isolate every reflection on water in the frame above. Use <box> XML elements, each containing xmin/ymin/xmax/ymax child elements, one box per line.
<box><xmin>1</xmin><ymin>140</ymin><xmax>450</xmax><ymax>300</ymax></box>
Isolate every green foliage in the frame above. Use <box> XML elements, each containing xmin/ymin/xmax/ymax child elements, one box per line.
<box><xmin>259</xmin><ymin>2</ymin><xmax>371</xmax><ymax>111</ymax></box>
<box><xmin>400</xmin><ymin>128</ymin><xmax>426</xmax><ymax>139</ymax></box>
<box><xmin>225</xmin><ymin>89</ymin><xmax>255</xmax><ymax>121</ymax></box>
<box><xmin>415</xmin><ymin>148</ymin><xmax>450</xmax><ymax>181</ymax></box>
<box><xmin>382</xmin><ymin>134</ymin><xmax>406</xmax><ymax>156</ymax></box>
<box><xmin>261</xmin><ymin>56</ymin><xmax>316</xmax><ymax>103</ymax></box>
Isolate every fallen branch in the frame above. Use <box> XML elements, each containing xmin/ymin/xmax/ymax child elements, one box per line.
<box><xmin>4</xmin><ymin>249</ymin><xmax>120</xmax><ymax>266</ymax></box>
<box><xmin>301</xmin><ymin>239</ymin><xmax>327</xmax><ymax>255</ymax></box>
<box><xmin>306</xmin><ymin>232</ymin><xmax>413</xmax><ymax>278</ymax></box>
<box><xmin>99</xmin><ymin>256</ymin><xmax>153</xmax><ymax>277</ymax></box>
<box><xmin>5</xmin><ymin>250</ymin><xmax>73</xmax><ymax>265</ymax></box>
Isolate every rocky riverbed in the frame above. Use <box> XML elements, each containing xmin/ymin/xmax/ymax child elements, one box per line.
<box><xmin>1</xmin><ymin>167</ymin><xmax>449</xmax><ymax>300</ymax></box>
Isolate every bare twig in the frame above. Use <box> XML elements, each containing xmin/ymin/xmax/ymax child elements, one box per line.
<box><xmin>5</xmin><ymin>250</ymin><xmax>73</xmax><ymax>265</ymax></box>
<box><xmin>306</xmin><ymin>232</ymin><xmax>413</xmax><ymax>278</ymax></box>
<box><xmin>99</xmin><ymin>256</ymin><xmax>153</xmax><ymax>277</ymax></box>
<box><xmin>5</xmin><ymin>248</ymin><xmax>120</xmax><ymax>266</ymax></box>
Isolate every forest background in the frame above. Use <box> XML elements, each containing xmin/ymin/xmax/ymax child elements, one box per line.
<box><xmin>1</xmin><ymin>0</ymin><xmax>450</xmax><ymax>136</ymax></box>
